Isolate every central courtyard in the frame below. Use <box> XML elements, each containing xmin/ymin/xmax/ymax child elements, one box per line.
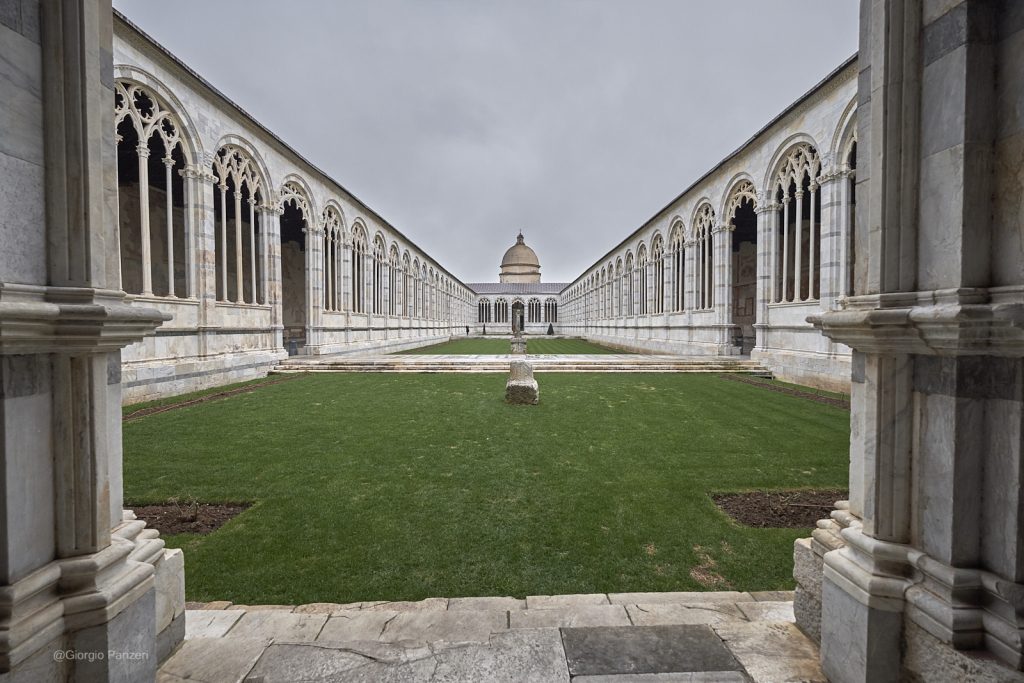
<box><xmin>124</xmin><ymin>372</ymin><xmax>849</xmax><ymax>606</ymax></box>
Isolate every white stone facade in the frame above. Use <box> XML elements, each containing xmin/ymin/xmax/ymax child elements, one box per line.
<box><xmin>111</xmin><ymin>14</ymin><xmax>476</xmax><ymax>403</ymax></box>
<box><xmin>560</xmin><ymin>59</ymin><xmax>859</xmax><ymax>392</ymax></box>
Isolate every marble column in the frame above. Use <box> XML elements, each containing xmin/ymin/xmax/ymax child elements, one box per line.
<box><xmin>804</xmin><ymin>2</ymin><xmax>1024</xmax><ymax>681</ymax></box>
<box><xmin>0</xmin><ymin>1</ymin><xmax>179</xmax><ymax>679</ymax></box>
<box><xmin>714</xmin><ymin>222</ymin><xmax>732</xmax><ymax>349</ymax></box>
<box><xmin>753</xmin><ymin>200</ymin><xmax>774</xmax><ymax>352</ymax></box>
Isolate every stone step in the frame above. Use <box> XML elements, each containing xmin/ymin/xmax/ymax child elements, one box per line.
<box><xmin>164</xmin><ymin>593</ymin><xmax>824</xmax><ymax>683</ymax></box>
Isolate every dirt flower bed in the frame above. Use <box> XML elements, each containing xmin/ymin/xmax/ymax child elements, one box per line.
<box><xmin>129</xmin><ymin>502</ymin><xmax>250</xmax><ymax>535</ymax></box>
<box><xmin>713</xmin><ymin>489</ymin><xmax>848</xmax><ymax>529</ymax></box>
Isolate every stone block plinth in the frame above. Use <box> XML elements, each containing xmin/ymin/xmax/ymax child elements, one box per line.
<box><xmin>506</xmin><ymin>360</ymin><xmax>539</xmax><ymax>404</ymax></box>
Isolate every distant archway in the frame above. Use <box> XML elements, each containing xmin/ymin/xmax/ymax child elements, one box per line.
<box><xmin>512</xmin><ymin>300</ymin><xmax>525</xmax><ymax>334</ymax></box>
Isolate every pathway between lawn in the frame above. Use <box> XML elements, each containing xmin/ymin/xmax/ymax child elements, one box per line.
<box><xmin>163</xmin><ymin>591</ymin><xmax>825</xmax><ymax>682</ymax></box>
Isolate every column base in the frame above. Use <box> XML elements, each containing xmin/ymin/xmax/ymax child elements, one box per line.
<box><xmin>0</xmin><ymin>515</ymin><xmax>185</xmax><ymax>680</ymax></box>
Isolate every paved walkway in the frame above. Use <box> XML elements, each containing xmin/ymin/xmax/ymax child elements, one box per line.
<box><xmin>275</xmin><ymin>354</ymin><xmax>771</xmax><ymax>375</ymax></box>
<box><xmin>159</xmin><ymin>591</ymin><xmax>825</xmax><ymax>682</ymax></box>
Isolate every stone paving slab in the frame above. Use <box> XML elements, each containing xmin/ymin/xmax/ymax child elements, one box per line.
<box><xmin>608</xmin><ymin>592</ymin><xmax>753</xmax><ymax>605</ymax></box>
<box><xmin>748</xmin><ymin>591</ymin><xmax>794</xmax><ymax>602</ymax></box>
<box><xmin>625</xmin><ymin>603</ymin><xmax>746</xmax><ymax>627</ymax></box>
<box><xmin>185</xmin><ymin>610</ymin><xmax>245</xmax><ymax>639</ymax></box>
<box><xmin>246</xmin><ymin>629</ymin><xmax>571</xmax><ymax>682</ymax></box>
<box><xmin>448</xmin><ymin>596</ymin><xmax>526</xmax><ymax>611</ymax></box>
<box><xmin>294</xmin><ymin>601</ymin><xmax>376</xmax><ymax>614</ymax></box>
<box><xmin>229</xmin><ymin>604</ymin><xmax>294</xmax><ymax>612</ymax></box>
<box><xmin>712</xmin><ymin>621</ymin><xmax>825</xmax><ymax>683</ymax></box>
<box><xmin>573</xmin><ymin>674</ymin><xmax>748</xmax><ymax>682</ymax></box>
<box><xmin>735</xmin><ymin>601</ymin><xmax>795</xmax><ymax>623</ymax></box>
<box><xmin>510</xmin><ymin>605</ymin><xmax>630</xmax><ymax>629</ymax></box>
<box><xmin>362</xmin><ymin>597</ymin><xmax>449</xmax><ymax>612</ymax></box>
<box><xmin>316</xmin><ymin>610</ymin><xmax>402</xmax><ymax>642</ymax></box>
<box><xmin>527</xmin><ymin>593</ymin><xmax>611</xmax><ymax>609</ymax></box>
<box><xmin>160</xmin><ymin>636</ymin><xmax>270</xmax><ymax>683</ymax></box>
<box><xmin>165</xmin><ymin>598</ymin><xmax>823</xmax><ymax>682</ymax></box>
<box><xmin>380</xmin><ymin>609</ymin><xmax>508</xmax><ymax>643</ymax></box>
<box><xmin>562</xmin><ymin>625</ymin><xmax>746</xmax><ymax>677</ymax></box>
<box><xmin>225</xmin><ymin>610</ymin><xmax>328</xmax><ymax>641</ymax></box>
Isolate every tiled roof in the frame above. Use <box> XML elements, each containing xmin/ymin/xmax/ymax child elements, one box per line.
<box><xmin>466</xmin><ymin>282</ymin><xmax>568</xmax><ymax>295</ymax></box>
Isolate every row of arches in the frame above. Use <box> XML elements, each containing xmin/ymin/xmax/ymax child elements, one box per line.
<box><xmin>114</xmin><ymin>77</ymin><xmax>472</xmax><ymax>349</ymax></box>
<box><xmin>477</xmin><ymin>298</ymin><xmax>558</xmax><ymax>324</ymax></box>
<box><xmin>565</xmin><ymin>129</ymin><xmax>857</xmax><ymax>351</ymax></box>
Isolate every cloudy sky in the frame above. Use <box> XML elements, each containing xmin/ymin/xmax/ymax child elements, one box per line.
<box><xmin>113</xmin><ymin>0</ymin><xmax>859</xmax><ymax>283</ymax></box>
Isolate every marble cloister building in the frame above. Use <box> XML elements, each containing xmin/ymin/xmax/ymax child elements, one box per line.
<box><xmin>560</xmin><ymin>58</ymin><xmax>859</xmax><ymax>391</ymax></box>
<box><xmin>112</xmin><ymin>13</ymin><xmax>475</xmax><ymax>402</ymax></box>
<box><xmin>469</xmin><ymin>233</ymin><xmax>567</xmax><ymax>335</ymax></box>
<box><xmin>1</xmin><ymin>0</ymin><xmax>1022</xmax><ymax>681</ymax></box>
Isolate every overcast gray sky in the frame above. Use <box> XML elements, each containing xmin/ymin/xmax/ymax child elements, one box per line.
<box><xmin>114</xmin><ymin>0</ymin><xmax>858</xmax><ymax>283</ymax></box>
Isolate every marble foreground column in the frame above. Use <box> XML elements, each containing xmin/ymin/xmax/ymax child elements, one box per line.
<box><xmin>798</xmin><ymin>2</ymin><xmax>1024</xmax><ymax>682</ymax></box>
<box><xmin>0</xmin><ymin>1</ymin><xmax>183</xmax><ymax>680</ymax></box>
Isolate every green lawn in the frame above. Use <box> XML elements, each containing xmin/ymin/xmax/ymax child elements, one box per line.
<box><xmin>123</xmin><ymin>373</ymin><xmax>849</xmax><ymax>604</ymax></box>
<box><xmin>396</xmin><ymin>337</ymin><xmax>625</xmax><ymax>354</ymax></box>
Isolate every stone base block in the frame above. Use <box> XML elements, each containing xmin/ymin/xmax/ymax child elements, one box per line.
<box><xmin>820</xmin><ymin>577</ymin><xmax>902</xmax><ymax>683</ymax></box>
<box><xmin>902</xmin><ymin>619</ymin><xmax>1024</xmax><ymax>683</ymax></box>
<box><xmin>793</xmin><ymin>537</ymin><xmax>824</xmax><ymax>643</ymax></box>
<box><xmin>793</xmin><ymin>586</ymin><xmax>822</xmax><ymax>644</ymax></box>
<box><xmin>156</xmin><ymin>611</ymin><xmax>185</xmax><ymax>664</ymax></box>
<box><xmin>70</xmin><ymin>587</ymin><xmax>157</xmax><ymax>682</ymax></box>
<box><xmin>0</xmin><ymin>633</ymin><xmax>69</xmax><ymax>682</ymax></box>
<box><xmin>506</xmin><ymin>380</ymin><xmax>539</xmax><ymax>404</ymax></box>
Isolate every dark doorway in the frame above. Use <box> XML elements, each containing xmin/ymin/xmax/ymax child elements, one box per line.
<box><xmin>280</xmin><ymin>201</ymin><xmax>307</xmax><ymax>353</ymax></box>
<box><xmin>512</xmin><ymin>301</ymin><xmax>525</xmax><ymax>334</ymax></box>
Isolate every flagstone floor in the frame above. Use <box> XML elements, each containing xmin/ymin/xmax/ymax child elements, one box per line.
<box><xmin>159</xmin><ymin>591</ymin><xmax>826</xmax><ymax>682</ymax></box>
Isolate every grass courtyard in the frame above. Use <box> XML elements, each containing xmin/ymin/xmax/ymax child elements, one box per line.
<box><xmin>123</xmin><ymin>373</ymin><xmax>849</xmax><ymax>605</ymax></box>
<box><xmin>394</xmin><ymin>337</ymin><xmax>624</xmax><ymax>354</ymax></box>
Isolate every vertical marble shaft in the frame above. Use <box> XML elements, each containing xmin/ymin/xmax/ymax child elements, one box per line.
<box><xmin>218</xmin><ymin>184</ymin><xmax>227</xmax><ymax>300</ymax></box>
<box><xmin>794</xmin><ymin>190</ymin><xmax>804</xmax><ymax>301</ymax></box>
<box><xmin>782</xmin><ymin>196</ymin><xmax>790</xmax><ymax>301</ymax></box>
<box><xmin>233</xmin><ymin>188</ymin><xmax>243</xmax><ymax>303</ymax></box>
<box><xmin>163</xmin><ymin>156</ymin><xmax>174</xmax><ymax>296</ymax></box>
<box><xmin>249</xmin><ymin>199</ymin><xmax>256</xmax><ymax>303</ymax></box>
<box><xmin>137</xmin><ymin>143</ymin><xmax>152</xmax><ymax>295</ymax></box>
<box><xmin>809</xmin><ymin>185</ymin><xmax>817</xmax><ymax>299</ymax></box>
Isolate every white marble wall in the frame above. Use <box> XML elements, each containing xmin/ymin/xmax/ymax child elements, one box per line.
<box><xmin>804</xmin><ymin>2</ymin><xmax>1024</xmax><ymax>681</ymax></box>
<box><xmin>112</xmin><ymin>15</ymin><xmax>475</xmax><ymax>402</ymax></box>
<box><xmin>0</xmin><ymin>2</ymin><xmax>184</xmax><ymax>678</ymax></box>
<box><xmin>559</xmin><ymin>60</ymin><xmax>858</xmax><ymax>392</ymax></box>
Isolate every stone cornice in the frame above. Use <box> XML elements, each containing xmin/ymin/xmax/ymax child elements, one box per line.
<box><xmin>807</xmin><ymin>288</ymin><xmax>1024</xmax><ymax>356</ymax></box>
<box><xmin>0</xmin><ymin>284</ymin><xmax>169</xmax><ymax>354</ymax></box>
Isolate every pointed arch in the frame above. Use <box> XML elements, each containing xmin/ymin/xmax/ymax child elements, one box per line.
<box><xmin>322</xmin><ymin>204</ymin><xmax>344</xmax><ymax>312</ymax></box>
<box><xmin>210</xmin><ymin>141</ymin><xmax>270</xmax><ymax>304</ymax></box>
<box><xmin>768</xmin><ymin>140</ymin><xmax>823</xmax><ymax>303</ymax></box>
<box><xmin>692</xmin><ymin>202</ymin><xmax>716</xmax><ymax>310</ymax></box>
<box><xmin>114</xmin><ymin>76</ymin><xmax>195</xmax><ymax>299</ymax></box>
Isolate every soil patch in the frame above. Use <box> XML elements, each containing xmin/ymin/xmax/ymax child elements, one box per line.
<box><xmin>718</xmin><ymin>374</ymin><xmax>850</xmax><ymax>409</ymax></box>
<box><xmin>713</xmin><ymin>490</ymin><xmax>848</xmax><ymax>529</ymax></box>
<box><xmin>124</xmin><ymin>376</ymin><xmax>299</xmax><ymax>421</ymax></box>
<box><xmin>128</xmin><ymin>502</ymin><xmax>250</xmax><ymax>535</ymax></box>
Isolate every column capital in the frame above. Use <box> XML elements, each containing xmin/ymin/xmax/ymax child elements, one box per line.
<box><xmin>162</xmin><ymin>155</ymin><xmax>175</xmax><ymax>168</ymax></box>
<box><xmin>136</xmin><ymin>143</ymin><xmax>150</xmax><ymax>158</ymax></box>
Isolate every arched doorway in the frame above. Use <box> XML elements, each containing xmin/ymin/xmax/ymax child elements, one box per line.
<box><xmin>512</xmin><ymin>300</ymin><xmax>525</xmax><ymax>334</ymax></box>
<box><xmin>279</xmin><ymin>181</ymin><xmax>311</xmax><ymax>353</ymax></box>
<box><xmin>727</xmin><ymin>181</ymin><xmax>758</xmax><ymax>354</ymax></box>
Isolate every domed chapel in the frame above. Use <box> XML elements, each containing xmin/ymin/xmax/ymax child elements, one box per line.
<box><xmin>468</xmin><ymin>233</ymin><xmax>566</xmax><ymax>334</ymax></box>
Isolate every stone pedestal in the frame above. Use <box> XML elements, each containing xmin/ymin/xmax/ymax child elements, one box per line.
<box><xmin>505</xmin><ymin>360</ymin><xmax>539</xmax><ymax>405</ymax></box>
<box><xmin>510</xmin><ymin>336</ymin><xmax>527</xmax><ymax>355</ymax></box>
